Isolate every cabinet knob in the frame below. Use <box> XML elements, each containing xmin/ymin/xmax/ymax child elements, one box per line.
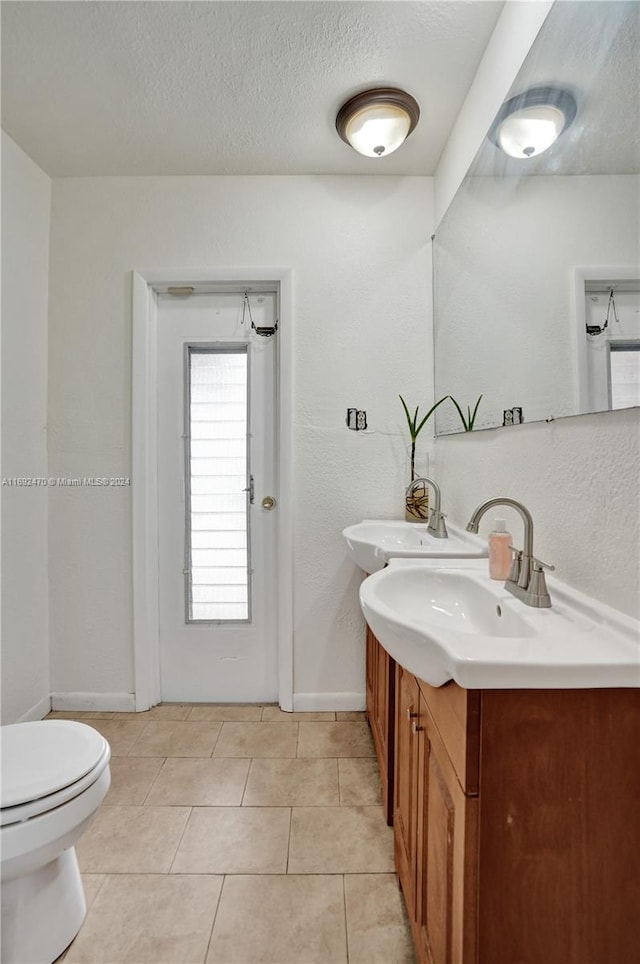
<box><xmin>412</xmin><ymin>720</ymin><xmax>424</xmax><ymax>734</ymax></box>
<box><xmin>406</xmin><ymin>708</ymin><xmax>419</xmax><ymax>721</ymax></box>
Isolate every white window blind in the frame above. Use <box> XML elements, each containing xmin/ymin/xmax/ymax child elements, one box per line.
<box><xmin>610</xmin><ymin>343</ymin><xmax>640</xmax><ymax>410</ymax></box>
<box><xmin>187</xmin><ymin>348</ymin><xmax>249</xmax><ymax>621</ymax></box>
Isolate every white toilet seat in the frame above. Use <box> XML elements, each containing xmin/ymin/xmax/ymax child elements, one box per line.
<box><xmin>1</xmin><ymin>720</ymin><xmax>110</xmax><ymax>826</ymax></box>
<box><xmin>1</xmin><ymin>718</ymin><xmax>111</xmax><ymax>964</ymax></box>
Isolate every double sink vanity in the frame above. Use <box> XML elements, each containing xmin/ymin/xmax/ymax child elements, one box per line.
<box><xmin>343</xmin><ymin>510</ymin><xmax>639</xmax><ymax>964</ymax></box>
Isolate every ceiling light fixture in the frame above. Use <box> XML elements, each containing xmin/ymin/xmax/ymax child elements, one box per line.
<box><xmin>488</xmin><ymin>86</ymin><xmax>577</xmax><ymax>159</ymax></box>
<box><xmin>336</xmin><ymin>87</ymin><xmax>420</xmax><ymax>158</ymax></box>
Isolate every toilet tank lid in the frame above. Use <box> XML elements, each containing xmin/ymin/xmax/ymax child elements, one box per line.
<box><xmin>1</xmin><ymin>720</ymin><xmax>109</xmax><ymax>808</ymax></box>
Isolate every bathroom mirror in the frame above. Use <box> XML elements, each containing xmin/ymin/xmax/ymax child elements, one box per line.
<box><xmin>433</xmin><ymin>0</ymin><xmax>640</xmax><ymax>435</ymax></box>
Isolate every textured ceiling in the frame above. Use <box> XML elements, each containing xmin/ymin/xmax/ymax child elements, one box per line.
<box><xmin>1</xmin><ymin>0</ymin><xmax>504</xmax><ymax>177</ymax></box>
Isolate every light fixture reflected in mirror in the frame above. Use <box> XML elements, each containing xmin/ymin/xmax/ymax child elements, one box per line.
<box><xmin>336</xmin><ymin>88</ymin><xmax>420</xmax><ymax>158</ymax></box>
<box><xmin>489</xmin><ymin>86</ymin><xmax>577</xmax><ymax>159</ymax></box>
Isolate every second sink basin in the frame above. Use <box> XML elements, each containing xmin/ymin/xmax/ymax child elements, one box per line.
<box><xmin>342</xmin><ymin>519</ymin><xmax>488</xmax><ymax>573</ymax></box>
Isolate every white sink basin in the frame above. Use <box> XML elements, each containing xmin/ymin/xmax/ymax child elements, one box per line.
<box><xmin>342</xmin><ymin>519</ymin><xmax>487</xmax><ymax>573</ymax></box>
<box><xmin>360</xmin><ymin>558</ymin><xmax>640</xmax><ymax>689</ymax></box>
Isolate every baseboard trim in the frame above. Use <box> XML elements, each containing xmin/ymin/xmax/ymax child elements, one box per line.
<box><xmin>16</xmin><ymin>694</ymin><xmax>52</xmax><ymax>722</ymax></box>
<box><xmin>293</xmin><ymin>692</ymin><xmax>366</xmax><ymax>712</ymax></box>
<box><xmin>50</xmin><ymin>692</ymin><xmax>136</xmax><ymax>712</ymax></box>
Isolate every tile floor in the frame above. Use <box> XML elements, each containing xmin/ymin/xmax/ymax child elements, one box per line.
<box><xmin>49</xmin><ymin>705</ymin><xmax>415</xmax><ymax>964</ymax></box>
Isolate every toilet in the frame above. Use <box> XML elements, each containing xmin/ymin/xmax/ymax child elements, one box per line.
<box><xmin>1</xmin><ymin>720</ymin><xmax>111</xmax><ymax>964</ymax></box>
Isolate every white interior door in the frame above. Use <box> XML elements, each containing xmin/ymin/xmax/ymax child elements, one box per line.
<box><xmin>156</xmin><ymin>289</ymin><xmax>278</xmax><ymax>702</ymax></box>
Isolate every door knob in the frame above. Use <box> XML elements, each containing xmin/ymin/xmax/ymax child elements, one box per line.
<box><xmin>261</xmin><ymin>496</ymin><xmax>277</xmax><ymax>510</ymax></box>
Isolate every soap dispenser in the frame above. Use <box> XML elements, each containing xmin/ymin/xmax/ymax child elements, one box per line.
<box><xmin>488</xmin><ymin>518</ymin><xmax>512</xmax><ymax>580</ymax></box>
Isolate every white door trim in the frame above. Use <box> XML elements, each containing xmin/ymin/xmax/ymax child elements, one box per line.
<box><xmin>132</xmin><ymin>267</ymin><xmax>294</xmax><ymax>711</ymax></box>
<box><xmin>573</xmin><ymin>265</ymin><xmax>638</xmax><ymax>413</ymax></box>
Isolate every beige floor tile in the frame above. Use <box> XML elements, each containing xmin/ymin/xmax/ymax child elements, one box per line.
<box><xmin>206</xmin><ymin>875</ymin><xmax>347</xmax><ymax>963</ymax></box>
<box><xmin>105</xmin><ymin>757</ymin><xmax>164</xmax><ymax>805</ymax></box>
<box><xmin>188</xmin><ymin>704</ymin><xmax>263</xmax><ymax>722</ymax></box>
<box><xmin>243</xmin><ymin>758</ymin><xmax>340</xmax><ymax>806</ymax></box>
<box><xmin>261</xmin><ymin>706</ymin><xmax>336</xmax><ymax>721</ymax></box>
<box><xmin>345</xmin><ymin>874</ymin><xmax>416</xmax><ymax>963</ymax></box>
<box><xmin>213</xmin><ymin>721</ymin><xmax>298</xmax><ymax>758</ymax></box>
<box><xmin>338</xmin><ymin>757</ymin><xmax>383</xmax><ymax>806</ymax></box>
<box><xmin>336</xmin><ymin>711</ymin><xmax>367</xmax><ymax>721</ymax></box>
<box><xmin>76</xmin><ymin>805</ymin><xmax>190</xmax><ymax>873</ymax></box>
<box><xmin>130</xmin><ymin>720</ymin><xmax>222</xmax><ymax>757</ymax></box>
<box><xmin>47</xmin><ymin>711</ymin><xmax>116</xmax><ymax>720</ymax></box>
<box><xmin>82</xmin><ymin>875</ymin><xmax>106</xmax><ymax>908</ymax></box>
<box><xmin>288</xmin><ymin>806</ymin><xmax>395</xmax><ymax>874</ymax></box>
<box><xmin>112</xmin><ymin>705</ymin><xmax>192</xmax><ymax>722</ymax></box>
<box><xmin>297</xmin><ymin>721</ymin><xmax>375</xmax><ymax>758</ymax></box>
<box><xmin>106</xmin><ymin>710</ymin><xmax>151</xmax><ymax>721</ymax></box>
<box><xmin>65</xmin><ymin>874</ymin><xmax>223</xmax><ymax>963</ymax></box>
<box><xmin>145</xmin><ymin>758</ymin><xmax>250</xmax><ymax>806</ymax></box>
<box><xmin>86</xmin><ymin>719</ymin><xmax>150</xmax><ymax>756</ymax></box>
<box><xmin>171</xmin><ymin>807</ymin><xmax>290</xmax><ymax>874</ymax></box>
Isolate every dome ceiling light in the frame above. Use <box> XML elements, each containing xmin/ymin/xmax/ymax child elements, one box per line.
<box><xmin>488</xmin><ymin>86</ymin><xmax>578</xmax><ymax>159</ymax></box>
<box><xmin>336</xmin><ymin>87</ymin><xmax>420</xmax><ymax>158</ymax></box>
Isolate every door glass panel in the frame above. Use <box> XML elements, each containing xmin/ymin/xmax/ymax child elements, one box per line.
<box><xmin>610</xmin><ymin>343</ymin><xmax>640</xmax><ymax>410</ymax></box>
<box><xmin>187</xmin><ymin>347</ymin><xmax>249</xmax><ymax>622</ymax></box>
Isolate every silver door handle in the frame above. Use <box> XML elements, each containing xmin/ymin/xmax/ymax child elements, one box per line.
<box><xmin>261</xmin><ymin>496</ymin><xmax>277</xmax><ymax>510</ymax></box>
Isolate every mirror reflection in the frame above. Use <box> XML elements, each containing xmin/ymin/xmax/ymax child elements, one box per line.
<box><xmin>433</xmin><ymin>0</ymin><xmax>640</xmax><ymax>435</ymax></box>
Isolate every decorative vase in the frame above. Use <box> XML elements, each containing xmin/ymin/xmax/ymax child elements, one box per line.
<box><xmin>405</xmin><ymin>477</ymin><xmax>429</xmax><ymax>522</ymax></box>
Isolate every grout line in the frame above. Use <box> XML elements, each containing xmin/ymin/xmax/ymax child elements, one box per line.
<box><xmin>342</xmin><ymin>873</ymin><xmax>351</xmax><ymax>963</ymax></box>
<box><xmin>336</xmin><ymin>758</ymin><xmax>343</xmax><ymax>806</ymax></box>
<box><xmin>285</xmin><ymin>806</ymin><xmax>293</xmax><ymax>874</ymax></box>
<box><xmin>240</xmin><ymin>758</ymin><xmax>253</xmax><ymax>806</ymax></box>
<box><xmin>141</xmin><ymin>757</ymin><xmax>167</xmax><ymax>805</ymax></box>
<box><xmin>202</xmin><ymin>873</ymin><xmax>226</xmax><ymax>963</ymax></box>
<box><xmin>209</xmin><ymin>721</ymin><xmax>224</xmax><ymax>758</ymax></box>
<box><xmin>167</xmin><ymin>806</ymin><xmax>193</xmax><ymax>874</ymax></box>
<box><xmin>125</xmin><ymin>720</ymin><xmax>150</xmax><ymax>757</ymax></box>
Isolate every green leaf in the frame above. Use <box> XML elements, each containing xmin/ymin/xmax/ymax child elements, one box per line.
<box><xmin>413</xmin><ymin>395</ymin><xmax>449</xmax><ymax>437</ymax></box>
<box><xmin>468</xmin><ymin>394</ymin><xmax>483</xmax><ymax>430</ymax></box>
<box><xmin>448</xmin><ymin>394</ymin><xmax>469</xmax><ymax>430</ymax></box>
<box><xmin>400</xmin><ymin>394</ymin><xmax>449</xmax><ymax>441</ymax></box>
<box><xmin>448</xmin><ymin>394</ymin><xmax>483</xmax><ymax>431</ymax></box>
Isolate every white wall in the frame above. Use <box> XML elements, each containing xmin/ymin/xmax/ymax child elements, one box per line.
<box><xmin>1</xmin><ymin>133</ymin><xmax>52</xmax><ymax>722</ymax></box>
<box><xmin>432</xmin><ymin>5</ymin><xmax>640</xmax><ymax>620</ymax></box>
<box><xmin>48</xmin><ymin>175</ymin><xmax>433</xmax><ymax>706</ymax></box>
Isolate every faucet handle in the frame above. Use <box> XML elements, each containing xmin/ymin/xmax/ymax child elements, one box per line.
<box><xmin>531</xmin><ymin>557</ymin><xmax>555</xmax><ymax>573</ymax></box>
<box><xmin>507</xmin><ymin>546</ymin><xmax>522</xmax><ymax>583</ymax></box>
<box><xmin>527</xmin><ymin>557</ymin><xmax>554</xmax><ymax>608</ymax></box>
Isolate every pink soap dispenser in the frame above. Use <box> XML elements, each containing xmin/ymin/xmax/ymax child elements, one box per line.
<box><xmin>488</xmin><ymin>518</ymin><xmax>513</xmax><ymax>581</ymax></box>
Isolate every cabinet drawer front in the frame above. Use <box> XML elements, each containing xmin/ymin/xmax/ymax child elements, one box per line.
<box><xmin>418</xmin><ymin>679</ymin><xmax>479</xmax><ymax>794</ymax></box>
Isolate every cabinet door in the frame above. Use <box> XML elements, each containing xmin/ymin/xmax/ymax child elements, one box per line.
<box><xmin>394</xmin><ymin>664</ymin><xmax>422</xmax><ymax>919</ymax></box>
<box><xmin>416</xmin><ymin>696</ymin><xmax>478</xmax><ymax>964</ymax></box>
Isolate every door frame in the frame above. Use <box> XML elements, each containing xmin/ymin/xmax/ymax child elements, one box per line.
<box><xmin>573</xmin><ymin>265</ymin><xmax>638</xmax><ymax>412</ymax></box>
<box><xmin>131</xmin><ymin>266</ymin><xmax>293</xmax><ymax>711</ymax></box>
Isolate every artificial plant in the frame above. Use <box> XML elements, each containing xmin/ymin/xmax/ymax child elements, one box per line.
<box><xmin>399</xmin><ymin>394</ymin><xmax>448</xmax><ymax>480</ymax></box>
<box><xmin>448</xmin><ymin>394</ymin><xmax>483</xmax><ymax>432</ymax></box>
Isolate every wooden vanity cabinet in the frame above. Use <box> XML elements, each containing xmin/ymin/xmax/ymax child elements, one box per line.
<box><xmin>365</xmin><ymin>625</ymin><xmax>395</xmax><ymax>824</ymax></box>
<box><xmin>393</xmin><ymin>663</ymin><xmax>640</xmax><ymax>964</ymax></box>
<box><xmin>395</xmin><ymin>665</ymin><xmax>479</xmax><ymax>964</ymax></box>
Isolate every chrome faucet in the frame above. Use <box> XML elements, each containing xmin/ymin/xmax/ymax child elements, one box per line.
<box><xmin>406</xmin><ymin>477</ymin><xmax>448</xmax><ymax>539</ymax></box>
<box><xmin>466</xmin><ymin>497</ymin><xmax>554</xmax><ymax>607</ymax></box>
